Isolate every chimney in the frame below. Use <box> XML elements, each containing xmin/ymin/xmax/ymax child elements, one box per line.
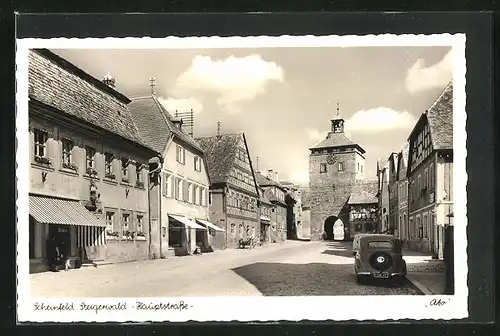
<box><xmin>274</xmin><ymin>171</ymin><xmax>278</xmax><ymax>182</ymax></box>
<box><xmin>267</xmin><ymin>169</ymin><xmax>274</xmax><ymax>180</ymax></box>
<box><xmin>102</xmin><ymin>72</ymin><xmax>116</xmax><ymax>88</ymax></box>
<box><xmin>172</xmin><ymin>117</ymin><xmax>183</xmax><ymax>130</ymax></box>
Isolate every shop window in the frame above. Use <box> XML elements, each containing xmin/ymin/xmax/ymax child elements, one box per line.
<box><xmin>105</xmin><ymin>212</ymin><xmax>114</xmax><ymax>232</ymax></box>
<box><xmin>319</xmin><ymin>163</ymin><xmax>327</xmax><ymax>173</ymax></box>
<box><xmin>338</xmin><ymin>162</ymin><xmax>344</xmax><ymax>171</ymax></box>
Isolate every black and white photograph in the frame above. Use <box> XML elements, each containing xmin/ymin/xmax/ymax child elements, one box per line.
<box><xmin>16</xmin><ymin>34</ymin><xmax>467</xmax><ymax>322</ymax></box>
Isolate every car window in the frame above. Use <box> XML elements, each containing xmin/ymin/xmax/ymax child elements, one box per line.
<box><xmin>368</xmin><ymin>241</ymin><xmax>393</xmax><ymax>249</ymax></box>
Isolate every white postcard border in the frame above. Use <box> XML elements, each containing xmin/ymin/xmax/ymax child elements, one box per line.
<box><xmin>16</xmin><ymin>33</ymin><xmax>468</xmax><ymax>322</ymax></box>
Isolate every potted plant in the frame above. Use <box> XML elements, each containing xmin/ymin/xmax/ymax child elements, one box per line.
<box><xmin>106</xmin><ymin>230</ymin><xmax>119</xmax><ymax>238</ymax></box>
<box><xmin>86</xmin><ymin>167</ymin><xmax>98</xmax><ymax>177</ymax></box>
<box><xmin>35</xmin><ymin>156</ymin><xmax>52</xmax><ymax>165</ymax></box>
<box><xmin>123</xmin><ymin>230</ymin><xmax>136</xmax><ymax>240</ymax></box>
<box><xmin>105</xmin><ymin>172</ymin><xmax>116</xmax><ymax>180</ymax></box>
<box><xmin>63</xmin><ymin>162</ymin><xmax>78</xmax><ymax>172</ymax></box>
<box><xmin>135</xmin><ymin>180</ymin><xmax>145</xmax><ymax>188</ymax></box>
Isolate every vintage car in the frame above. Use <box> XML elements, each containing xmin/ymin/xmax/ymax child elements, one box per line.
<box><xmin>352</xmin><ymin>233</ymin><xmax>371</xmax><ymax>256</ymax></box>
<box><xmin>354</xmin><ymin>234</ymin><xmax>407</xmax><ymax>284</ymax></box>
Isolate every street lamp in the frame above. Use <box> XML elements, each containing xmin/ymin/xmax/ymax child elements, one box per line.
<box><xmin>444</xmin><ymin>211</ymin><xmax>454</xmax><ymax>295</ymax></box>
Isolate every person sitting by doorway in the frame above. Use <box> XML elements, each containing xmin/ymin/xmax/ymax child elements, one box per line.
<box><xmin>47</xmin><ymin>236</ymin><xmax>61</xmax><ymax>272</ymax></box>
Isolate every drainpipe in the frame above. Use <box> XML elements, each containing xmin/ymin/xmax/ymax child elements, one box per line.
<box><xmin>158</xmin><ymin>173</ymin><xmax>163</xmax><ymax>258</ymax></box>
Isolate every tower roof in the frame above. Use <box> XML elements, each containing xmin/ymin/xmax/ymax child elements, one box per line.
<box><xmin>309</xmin><ymin>132</ymin><xmax>365</xmax><ymax>153</ymax></box>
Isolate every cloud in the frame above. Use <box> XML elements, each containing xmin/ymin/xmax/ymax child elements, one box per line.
<box><xmin>306</xmin><ymin>128</ymin><xmax>326</xmax><ymax>143</ymax></box>
<box><xmin>291</xmin><ymin>170</ymin><xmax>310</xmax><ymax>185</ymax></box>
<box><xmin>405</xmin><ymin>50</ymin><xmax>453</xmax><ymax>94</ymax></box>
<box><xmin>157</xmin><ymin>97</ymin><xmax>204</xmax><ymax>114</ymax></box>
<box><xmin>173</xmin><ymin>55</ymin><xmax>284</xmax><ymax>112</ymax></box>
<box><xmin>346</xmin><ymin>107</ymin><xmax>416</xmax><ymax>133</ymax></box>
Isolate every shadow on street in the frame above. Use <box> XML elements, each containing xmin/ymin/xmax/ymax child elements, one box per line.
<box><xmin>231</xmin><ymin>262</ymin><xmax>421</xmax><ymax>296</ymax></box>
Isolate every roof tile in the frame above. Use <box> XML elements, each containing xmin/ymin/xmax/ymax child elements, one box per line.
<box><xmin>28</xmin><ymin>50</ymin><xmax>147</xmax><ymax>148</ymax></box>
<box><xmin>427</xmin><ymin>82</ymin><xmax>453</xmax><ymax>150</ymax></box>
<box><xmin>196</xmin><ymin>133</ymin><xmax>241</xmax><ymax>184</ymax></box>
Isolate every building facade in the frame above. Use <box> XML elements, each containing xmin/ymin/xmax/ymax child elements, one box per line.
<box><xmin>396</xmin><ymin>143</ymin><xmax>410</xmax><ymax>244</ymax></box>
<box><xmin>281</xmin><ymin>181</ymin><xmax>303</xmax><ymax>239</ymax></box>
<box><xmin>255</xmin><ymin>171</ymin><xmax>288</xmax><ymax>243</ymax></box>
<box><xmin>129</xmin><ymin>95</ymin><xmax>217</xmax><ymax>257</ymax></box>
<box><xmin>28</xmin><ymin>49</ymin><xmax>158</xmax><ymax>273</ymax></box>
<box><xmin>257</xmin><ymin>185</ymin><xmax>274</xmax><ymax>244</ymax></box>
<box><xmin>197</xmin><ymin>133</ymin><xmax>260</xmax><ymax>249</ymax></box>
<box><xmin>388</xmin><ymin>153</ymin><xmax>399</xmax><ymax>236</ymax></box>
<box><xmin>308</xmin><ymin>111</ymin><xmax>367</xmax><ymax>241</ymax></box>
<box><xmin>376</xmin><ymin>159</ymin><xmax>390</xmax><ymax>233</ymax></box>
<box><xmin>407</xmin><ymin>82</ymin><xmax>453</xmax><ymax>258</ymax></box>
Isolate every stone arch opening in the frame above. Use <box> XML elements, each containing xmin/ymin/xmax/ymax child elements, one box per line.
<box><xmin>324</xmin><ymin>216</ymin><xmax>345</xmax><ymax>241</ymax></box>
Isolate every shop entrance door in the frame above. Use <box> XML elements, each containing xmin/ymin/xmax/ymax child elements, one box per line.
<box><xmin>49</xmin><ymin>225</ymin><xmax>71</xmax><ymax>259</ymax></box>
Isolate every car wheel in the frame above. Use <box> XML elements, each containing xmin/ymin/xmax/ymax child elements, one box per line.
<box><xmin>356</xmin><ymin>275</ymin><xmax>364</xmax><ymax>285</ymax></box>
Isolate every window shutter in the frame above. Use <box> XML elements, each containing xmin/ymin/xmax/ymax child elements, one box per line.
<box><xmin>183</xmin><ymin>180</ymin><xmax>189</xmax><ymax>201</ymax></box>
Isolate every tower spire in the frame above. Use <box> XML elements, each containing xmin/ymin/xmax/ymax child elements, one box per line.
<box><xmin>149</xmin><ymin>77</ymin><xmax>156</xmax><ymax>95</ymax></box>
<box><xmin>336</xmin><ymin>102</ymin><xmax>340</xmax><ymax>117</ymax></box>
<box><xmin>217</xmin><ymin>121</ymin><xmax>221</xmax><ymax>137</ymax></box>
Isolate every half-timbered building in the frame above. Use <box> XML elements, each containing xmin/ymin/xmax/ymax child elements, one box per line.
<box><xmin>196</xmin><ymin>133</ymin><xmax>260</xmax><ymax>249</ymax></box>
<box><xmin>407</xmin><ymin>82</ymin><xmax>453</xmax><ymax>257</ymax></box>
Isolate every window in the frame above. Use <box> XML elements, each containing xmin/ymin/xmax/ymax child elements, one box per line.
<box><xmin>201</xmin><ymin>187</ymin><xmax>205</xmax><ymax>206</ymax></box>
<box><xmin>176</xmin><ymin>145</ymin><xmax>185</xmax><ymax>164</ymax></box>
<box><xmin>194</xmin><ymin>156</ymin><xmax>202</xmax><ymax>171</ymax></box>
<box><xmin>61</xmin><ymin>138</ymin><xmax>74</xmax><ymax>166</ymax></box>
<box><xmin>122</xmin><ymin>213</ymin><xmax>130</xmax><ymax>233</ymax></box>
<box><xmin>85</xmin><ymin>146</ymin><xmax>96</xmax><ymax>170</ymax></box>
<box><xmin>175</xmin><ymin>178</ymin><xmax>182</xmax><ymax>200</ymax></box>
<box><xmin>105</xmin><ymin>212</ymin><xmax>114</xmax><ymax>232</ymax></box>
<box><xmin>423</xmin><ymin>168</ymin><xmax>428</xmax><ymax>189</ymax></box>
<box><xmin>135</xmin><ymin>163</ymin><xmax>143</xmax><ymax>187</ymax></box>
<box><xmin>121</xmin><ymin>158</ymin><xmax>130</xmax><ymax>182</ymax></box>
<box><xmin>164</xmin><ymin>174</ymin><xmax>171</xmax><ymax>197</ymax></box>
<box><xmin>34</xmin><ymin>129</ymin><xmax>48</xmax><ymax>159</ymax></box>
<box><xmin>105</xmin><ymin>153</ymin><xmax>115</xmax><ymax>179</ymax></box>
<box><xmin>338</xmin><ymin>162</ymin><xmax>344</xmax><ymax>171</ymax></box>
<box><xmin>429</xmin><ymin>163</ymin><xmax>434</xmax><ymax>189</ymax></box>
<box><xmin>319</xmin><ymin>163</ymin><xmax>327</xmax><ymax>173</ymax></box>
<box><xmin>137</xmin><ymin>215</ymin><xmax>144</xmax><ymax>233</ymax></box>
<box><xmin>192</xmin><ymin>184</ymin><xmax>197</xmax><ymax>204</ymax></box>
<box><xmin>417</xmin><ymin>174</ymin><xmax>421</xmax><ymax>194</ymax></box>
<box><xmin>357</xmin><ymin>162</ymin><xmax>360</xmax><ymax>172</ymax></box>
<box><xmin>188</xmin><ymin>183</ymin><xmax>193</xmax><ymax>203</ymax></box>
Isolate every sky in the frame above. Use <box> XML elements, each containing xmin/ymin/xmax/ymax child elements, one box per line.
<box><xmin>53</xmin><ymin>46</ymin><xmax>452</xmax><ymax>186</ymax></box>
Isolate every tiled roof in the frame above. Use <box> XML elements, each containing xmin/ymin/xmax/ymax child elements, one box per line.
<box><xmin>128</xmin><ymin>95</ymin><xmax>203</xmax><ymax>154</ymax></box>
<box><xmin>349</xmin><ymin>180</ymin><xmax>379</xmax><ymax>204</ymax></box>
<box><xmin>398</xmin><ymin>142</ymin><xmax>410</xmax><ymax>178</ymax></box>
<box><xmin>28</xmin><ymin>49</ymin><xmax>149</xmax><ymax>149</ymax></box>
<box><xmin>255</xmin><ymin>172</ymin><xmax>286</xmax><ymax>190</ymax></box>
<box><xmin>348</xmin><ymin>192</ymin><xmax>378</xmax><ymax>205</ymax></box>
<box><xmin>258</xmin><ymin>187</ymin><xmax>273</xmax><ymax>205</ymax></box>
<box><xmin>196</xmin><ymin>133</ymin><xmax>241</xmax><ymax>184</ymax></box>
<box><xmin>309</xmin><ymin>131</ymin><xmax>365</xmax><ymax>153</ymax></box>
<box><xmin>427</xmin><ymin>82</ymin><xmax>453</xmax><ymax>150</ymax></box>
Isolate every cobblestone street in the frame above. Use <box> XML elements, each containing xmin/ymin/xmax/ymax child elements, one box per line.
<box><xmin>31</xmin><ymin>240</ymin><xmax>422</xmax><ymax>298</ymax></box>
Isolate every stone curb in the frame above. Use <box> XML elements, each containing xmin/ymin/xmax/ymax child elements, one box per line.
<box><xmin>406</xmin><ymin>276</ymin><xmax>433</xmax><ymax>295</ymax></box>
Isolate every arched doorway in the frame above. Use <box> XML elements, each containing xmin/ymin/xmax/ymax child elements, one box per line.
<box><xmin>324</xmin><ymin>216</ymin><xmax>345</xmax><ymax>241</ymax></box>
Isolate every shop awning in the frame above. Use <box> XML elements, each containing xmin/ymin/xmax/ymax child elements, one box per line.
<box><xmin>168</xmin><ymin>214</ymin><xmax>206</xmax><ymax>230</ymax></box>
<box><xmin>29</xmin><ymin>195</ymin><xmax>106</xmax><ymax>227</ymax></box>
<box><xmin>196</xmin><ymin>219</ymin><xmax>225</xmax><ymax>232</ymax></box>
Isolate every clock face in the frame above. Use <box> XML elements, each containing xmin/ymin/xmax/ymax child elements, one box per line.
<box><xmin>327</xmin><ymin>153</ymin><xmax>336</xmax><ymax>165</ymax></box>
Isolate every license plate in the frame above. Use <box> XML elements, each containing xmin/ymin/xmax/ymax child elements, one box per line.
<box><xmin>373</xmin><ymin>272</ymin><xmax>389</xmax><ymax>279</ymax></box>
